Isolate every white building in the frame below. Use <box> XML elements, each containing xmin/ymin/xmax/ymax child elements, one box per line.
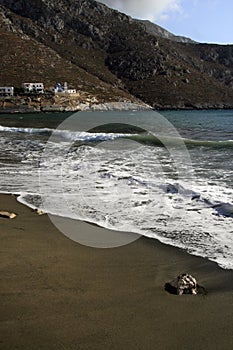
<box><xmin>66</xmin><ymin>89</ymin><xmax>77</xmax><ymax>94</ymax></box>
<box><xmin>52</xmin><ymin>82</ymin><xmax>76</xmax><ymax>94</ymax></box>
<box><xmin>22</xmin><ymin>83</ymin><xmax>44</xmax><ymax>94</ymax></box>
<box><xmin>0</xmin><ymin>86</ymin><xmax>14</xmax><ymax>96</ymax></box>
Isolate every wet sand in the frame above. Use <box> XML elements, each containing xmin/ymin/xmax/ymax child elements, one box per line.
<box><xmin>1</xmin><ymin>194</ymin><xmax>233</xmax><ymax>350</ymax></box>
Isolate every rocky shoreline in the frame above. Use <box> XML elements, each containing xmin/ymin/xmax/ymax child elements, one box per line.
<box><xmin>1</xmin><ymin>95</ymin><xmax>233</xmax><ymax>114</ymax></box>
<box><xmin>0</xmin><ymin>94</ymin><xmax>152</xmax><ymax>113</ymax></box>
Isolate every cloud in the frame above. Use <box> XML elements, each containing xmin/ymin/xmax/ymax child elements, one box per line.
<box><xmin>98</xmin><ymin>0</ymin><xmax>182</xmax><ymax>21</ymax></box>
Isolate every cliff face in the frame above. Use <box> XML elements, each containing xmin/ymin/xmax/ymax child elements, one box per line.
<box><xmin>0</xmin><ymin>0</ymin><xmax>233</xmax><ymax>109</ymax></box>
<box><xmin>134</xmin><ymin>19</ymin><xmax>196</xmax><ymax>44</ymax></box>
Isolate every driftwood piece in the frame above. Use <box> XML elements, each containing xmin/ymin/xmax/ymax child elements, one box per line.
<box><xmin>0</xmin><ymin>211</ymin><xmax>17</xmax><ymax>219</ymax></box>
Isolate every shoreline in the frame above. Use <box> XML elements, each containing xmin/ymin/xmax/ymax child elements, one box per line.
<box><xmin>1</xmin><ymin>193</ymin><xmax>233</xmax><ymax>349</ymax></box>
<box><xmin>2</xmin><ymin>106</ymin><xmax>233</xmax><ymax>114</ymax></box>
<box><xmin>1</xmin><ymin>99</ymin><xmax>233</xmax><ymax>114</ymax></box>
<box><xmin>13</xmin><ymin>191</ymin><xmax>233</xmax><ymax>271</ymax></box>
<box><xmin>0</xmin><ymin>99</ymin><xmax>152</xmax><ymax>114</ymax></box>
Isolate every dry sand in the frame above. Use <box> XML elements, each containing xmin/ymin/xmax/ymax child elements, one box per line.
<box><xmin>1</xmin><ymin>194</ymin><xmax>233</xmax><ymax>350</ymax></box>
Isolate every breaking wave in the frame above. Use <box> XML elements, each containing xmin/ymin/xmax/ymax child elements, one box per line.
<box><xmin>1</xmin><ymin>124</ymin><xmax>233</xmax><ymax>148</ymax></box>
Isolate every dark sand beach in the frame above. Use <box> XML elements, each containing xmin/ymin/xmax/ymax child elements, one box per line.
<box><xmin>1</xmin><ymin>194</ymin><xmax>233</xmax><ymax>350</ymax></box>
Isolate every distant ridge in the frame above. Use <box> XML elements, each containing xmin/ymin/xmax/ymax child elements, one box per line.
<box><xmin>135</xmin><ymin>19</ymin><xmax>196</xmax><ymax>44</ymax></box>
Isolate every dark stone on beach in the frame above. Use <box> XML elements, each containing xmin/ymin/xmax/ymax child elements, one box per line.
<box><xmin>165</xmin><ymin>273</ymin><xmax>207</xmax><ymax>296</ymax></box>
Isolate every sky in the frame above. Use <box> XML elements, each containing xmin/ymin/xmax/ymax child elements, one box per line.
<box><xmin>98</xmin><ymin>0</ymin><xmax>233</xmax><ymax>44</ymax></box>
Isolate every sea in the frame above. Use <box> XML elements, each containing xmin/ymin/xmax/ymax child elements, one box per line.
<box><xmin>0</xmin><ymin>109</ymin><xmax>233</xmax><ymax>269</ymax></box>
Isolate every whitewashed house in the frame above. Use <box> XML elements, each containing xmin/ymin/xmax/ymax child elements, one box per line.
<box><xmin>66</xmin><ymin>89</ymin><xmax>77</xmax><ymax>94</ymax></box>
<box><xmin>22</xmin><ymin>82</ymin><xmax>44</xmax><ymax>94</ymax></box>
<box><xmin>0</xmin><ymin>86</ymin><xmax>14</xmax><ymax>96</ymax></box>
<box><xmin>52</xmin><ymin>82</ymin><xmax>76</xmax><ymax>94</ymax></box>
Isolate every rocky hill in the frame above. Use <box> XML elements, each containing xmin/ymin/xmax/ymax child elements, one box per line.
<box><xmin>134</xmin><ymin>19</ymin><xmax>196</xmax><ymax>44</ymax></box>
<box><xmin>0</xmin><ymin>0</ymin><xmax>233</xmax><ymax>109</ymax></box>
